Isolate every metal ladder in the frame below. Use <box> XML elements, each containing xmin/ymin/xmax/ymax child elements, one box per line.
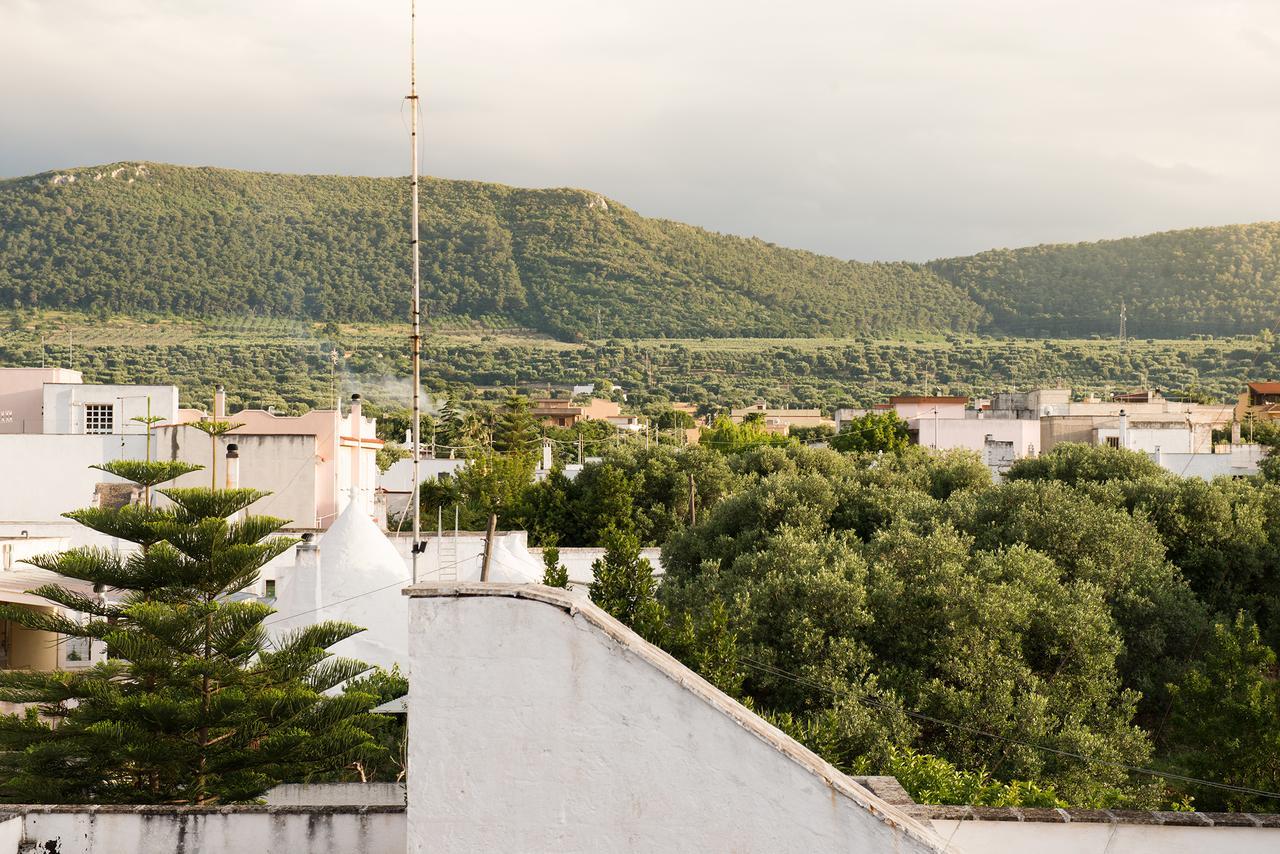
<box><xmin>435</xmin><ymin>505</ymin><xmax>459</xmax><ymax>581</ymax></box>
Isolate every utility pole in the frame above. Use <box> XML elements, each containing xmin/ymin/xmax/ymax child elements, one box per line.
<box><xmin>408</xmin><ymin>0</ymin><xmax>424</xmax><ymax>583</ymax></box>
<box><xmin>1119</xmin><ymin>299</ymin><xmax>1127</xmax><ymax>350</ymax></box>
<box><xmin>480</xmin><ymin>512</ymin><xmax>497</xmax><ymax>582</ymax></box>
<box><xmin>577</xmin><ymin>432</ymin><xmax>583</xmax><ymax>465</ymax></box>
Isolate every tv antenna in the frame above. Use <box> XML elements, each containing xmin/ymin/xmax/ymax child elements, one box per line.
<box><xmin>408</xmin><ymin>0</ymin><xmax>424</xmax><ymax>582</ymax></box>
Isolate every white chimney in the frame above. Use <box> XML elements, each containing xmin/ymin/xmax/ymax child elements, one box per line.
<box><xmin>214</xmin><ymin>386</ymin><xmax>226</xmax><ymax>419</ymax></box>
<box><xmin>225</xmin><ymin>443</ymin><xmax>240</xmax><ymax>490</ymax></box>
<box><xmin>541</xmin><ymin>438</ymin><xmax>553</xmax><ymax>471</ymax></box>
<box><xmin>350</xmin><ymin>394</ymin><xmax>363</xmax><ymax>508</ymax></box>
<box><xmin>1232</xmin><ymin>421</ymin><xmax>1242</xmax><ymax>445</ymax></box>
<box><xmin>1118</xmin><ymin>410</ymin><xmax>1129</xmax><ymax>449</ymax></box>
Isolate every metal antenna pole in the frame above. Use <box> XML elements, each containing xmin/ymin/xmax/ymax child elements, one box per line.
<box><xmin>409</xmin><ymin>0</ymin><xmax>423</xmax><ymax>583</ymax></box>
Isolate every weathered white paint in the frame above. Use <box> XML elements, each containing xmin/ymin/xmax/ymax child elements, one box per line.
<box><xmin>0</xmin><ymin>368</ymin><xmax>82</xmax><ymax>434</ymax></box>
<box><xmin>42</xmin><ymin>383</ymin><xmax>181</xmax><ymax>435</ymax></box>
<box><xmin>406</xmin><ymin>584</ymin><xmax>951</xmax><ymax>854</ymax></box>
<box><xmin>1151</xmin><ymin>444</ymin><xmax>1266</xmax><ymax>479</ymax></box>
<box><xmin>271</xmin><ymin>504</ymin><xmax>409</xmax><ymax>672</ymax></box>
<box><xmin>15</xmin><ymin>806</ymin><xmax>404</xmax><ymax>854</ymax></box>
<box><xmin>151</xmin><ymin>428</ymin><xmax>320</xmax><ymax>529</ymax></box>
<box><xmin>0</xmin><ymin>434</ymin><xmax>150</xmax><ymax>546</ymax></box>
<box><xmin>265</xmin><ymin>782</ymin><xmax>406</xmax><ymax>806</ymax></box>
<box><xmin>929</xmin><ymin>818</ymin><xmax>1279</xmax><ymax>853</ymax></box>
<box><xmin>0</xmin><ymin>815</ymin><xmax>19</xmax><ymax>853</ymax></box>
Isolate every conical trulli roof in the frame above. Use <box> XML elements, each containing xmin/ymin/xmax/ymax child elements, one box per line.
<box><xmin>275</xmin><ymin>502</ymin><xmax>409</xmax><ymax>673</ymax></box>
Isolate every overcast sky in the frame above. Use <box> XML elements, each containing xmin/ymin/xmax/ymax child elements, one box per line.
<box><xmin>3</xmin><ymin>0</ymin><xmax>1279</xmax><ymax>261</ymax></box>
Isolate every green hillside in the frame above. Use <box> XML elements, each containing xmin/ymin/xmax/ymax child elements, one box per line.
<box><xmin>0</xmin><ymin>162</ymin><xmax>983</xmax><ymax>339</ymax></box>
<box><xmin>930</xmin><ymin>223</ymin><xmax>1280</xmax><ymax>338</ymax></box>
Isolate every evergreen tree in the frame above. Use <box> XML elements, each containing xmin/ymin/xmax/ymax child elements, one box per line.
<box><xmin>588</xmin><ymin>527</ymin><xmax>665</xmax><ymax>642</ymax></box>
<box><xmin>492</xmin><ymin>393</ymin><xmax>540</xmax><ymax>454</ymax></box>
<box><xmin>0</xmin><ymin>460</ymin><xmax>381</xmax><ymax>804</ymax></box>
<box><xmin>540</xmin><ymin>538</ymin><xmax>570</xmax><ymax>589</ymax></box>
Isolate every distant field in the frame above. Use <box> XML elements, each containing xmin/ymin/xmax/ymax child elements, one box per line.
<box><xmin>0</xmin><ymin>312</ymin><xmax>1274</xmax><ymax>414</ymax></box>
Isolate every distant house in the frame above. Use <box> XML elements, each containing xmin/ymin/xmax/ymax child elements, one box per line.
<box><xmin>0</xmin><ymin>534</ymin><xmax>105</xmax><ymax>711</ymax></box>
<box><xmin>1235</xmin><ymin>381</ymin><xmax>1280</xmax><ymax>426</ymax></box>
<box><xmin>531</xmin><ymin>397</ymin><xmax>637</xmax><ymax>430</ymax></box>
<box><xmin>729</xmin><ymin>403</ymin><xmax>834</xmax><ymax>436</ymax></box>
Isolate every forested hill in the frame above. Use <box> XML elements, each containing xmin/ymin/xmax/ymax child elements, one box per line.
<box><xmin>0</xmin><ymin>162</ymin><xmax>983</xmax><ymax>339</ymax></box>
<box><xmin>929</xmin><ymin>223</ymin><xmax>1280</xmax><ymax>338</ymax></box>
<box><xmin>5</xmin><ymin>162</ymin><xmax>1279</xmax><ymax>340</ymax></box>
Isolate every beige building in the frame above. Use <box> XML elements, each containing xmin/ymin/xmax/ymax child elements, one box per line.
<box><xmin>730</xmin><ymin>403</ymin><xmax>835</xmax><ymax>436</ymax></box>
<box><xmin>1235</xmin><ymin>381</ymin><xmax>1280</xmax><ymax>427</ymax></box>
<box><xmin>154</xmin><ymin>391</ymin><xmax>381</xmax><ymax>530</ymax></box>
<box><xmin>0</xmin><ymin>535</ymin><xmax>103</xmax><ymax>713</ymax></box>
<box><xmin>532</xmin><ymin>397</ymin><xmax>642</xmax><ymax>431</ymax></box>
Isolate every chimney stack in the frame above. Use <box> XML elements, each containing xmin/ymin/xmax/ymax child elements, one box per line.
<box><xmin>214</xmin><ymin>386</ymin><xmax>226</xmax><ymax>419</ymax></box>
<box><xmin>1117</xmin><ymin>409</ymin><xmax>1128</xmax><ymax>450</ymax></box>
<box><xmin>350</xmin><ymin>394</ymin><xmax>363</xmax><ymax>508</ymax></box>
<box><xmin>1232</xmin><ymin>421</ymin><xmax>1242</xmax><ymax>445</ymax></box>
<box><xmin>225</xmin><ymin>443</ymin><xmax>240</xmax><ymax>491</ymax></box>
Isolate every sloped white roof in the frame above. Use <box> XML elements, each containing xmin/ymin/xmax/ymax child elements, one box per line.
<box><xmin>272</xmin><ymin>503</ymin><xmax>409</xmax><ymax>673</ymax></box>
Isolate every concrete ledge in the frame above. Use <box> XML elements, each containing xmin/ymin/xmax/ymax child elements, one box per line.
<box><xmin>405</xmin><ymin>582</ymin><xmax>948</xmax><ymax>851</ymax></box>
<box><xmin>908</xmin><ymin>805</ymin><xmax>1280</xmax><ymax>827</ymax></box>
<box><xmin>10</xmin><ymin>803</ymin><xmax>405</xmax><ymax>814</ymax></box>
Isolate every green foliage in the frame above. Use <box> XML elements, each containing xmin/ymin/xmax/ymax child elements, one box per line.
<box><xmin>91</xmin><ymin>460</ymin><xmax>203</xmax><ymax>487</ymax></box>
<box><xmin>0</xmin><ymin>462</ymin><xmax>378</xmax><ymax>804</ymax></box>
<box><xmin>516</xmin><ymin>445</ymin><xmax>734</xmax><ymax>547</ymax></box>
<box><xmin>1163</xmin><ymin>613</ymin><xmax>1280</xmax><ymax>812</ymax></box>
<box><xmin>655</xmin><ymin>443</ymin><xmax>1280</xmax><ymax>808</ymax></box>
<box><xmin>310</xmin><ymin>667</ymin><xmax>409</xmax><ymax>784</ymax></box>
<box><xmin>865</xmin><ymin>746</ymin><xmax>1063</xmax><ymax>808</ymax></box>
<box><xmin>376</xmin><ymin>440</ymin><xmax>408</xmax><ymax>474</ymax></box>
<box><xmin>829</xmin><ymin>411</ymin><xmax>910</xmax><ymax>454</ymax></box>
<box><xmin>540</xmin><ymin>540</ymin><xmax>570</xmax><ymax>589</ymax></box>
<box><xmin>0</xmin><ymin>163</ymin><xmax>982</xmax><ymax>339</ymax></box>
<box><xmin>492</xmin><ymin>393</ymin><xmax>541</xmax><ymax>454</ymax></box>
<box><xmin>1006</xmin><ymin>442</ymin><xmax>1169</xmax><ymax>485</ymax></box>
<box><xmin>588</xmin><ymin>527</ymin><xmax>666</xmax><ymax>642</ymax></box>
<box><xmin>699</xmin><ymin>415</ymin><xmax>795</xmax><ymax>453</ymax></box>
<box><xmin>930</xmin><ymin>223</ymin><xmax>1280</xmax><ymax>337</ymax></box>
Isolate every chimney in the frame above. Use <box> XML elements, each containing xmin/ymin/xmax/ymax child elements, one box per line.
<box><xmin>225</xmin><ymin>443</ymin><xmax>240</xmax><ymax>491</ymax></box>
<box><xmin>214</xmin><ymin>386</ymin><xmax>226</xmax><ymax>419</ymax></box>
<box><xmin>541</xmin><ymin>438</ymin><xmax>553</xmax><ymax>471</ymax></box>
<box><xmin>1117</xmin><ymin>409</ymin><xmax>1128</xmax><ymax>449</ymax></box>
<box><xmin>350</xmin><ymin>394</ymin><xmax>363</xmax><ymax>508</ymax></box>
<box><xmin>1232</xmin><ymin>421</ymin><xmax>1242</xmax><ymax>445</ymax></box>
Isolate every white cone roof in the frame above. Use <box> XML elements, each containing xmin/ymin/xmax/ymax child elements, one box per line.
<box><xmin>272</xmin><ymin>502</ymin><xmax>409</xmax><ymax>673</ymax></box>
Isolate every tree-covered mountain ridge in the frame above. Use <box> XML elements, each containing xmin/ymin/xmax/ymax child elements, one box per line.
<box><xmin>2</xmin><ymin>161</ymin><xmax>1278</xmax><ymax>340</ymax></box>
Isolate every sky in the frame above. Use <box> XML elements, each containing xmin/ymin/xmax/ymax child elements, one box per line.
<box><xmin>3</xmin><ymin>0</ymin><xmax>1280</xmax><ymax>261</ymax></box>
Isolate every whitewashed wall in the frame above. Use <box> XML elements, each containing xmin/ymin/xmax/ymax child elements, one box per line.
<box><xmin>16</xmin><ymin>806</ymin><xmax>403</xmax><ymax>854</ymax></box>
<box><xmin>406</xmin><ymin>584</ymin><xmax>949</xmax><ymax>854</ymax></box>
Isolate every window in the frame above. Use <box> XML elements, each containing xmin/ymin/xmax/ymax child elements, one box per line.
<box><xmin>264</xmin><ymin>579</ymin><xmax>277</xmax><ymax>599</ymax></box>
<box><xmin>1105</xmin><ymin>436</ymin><xmax>1120</xmax><ymax>449</ymax></box>
<box><xmin>84</xmin><ymin>403</ymin><xmax>114</xmax><ymax>434</ymax></box>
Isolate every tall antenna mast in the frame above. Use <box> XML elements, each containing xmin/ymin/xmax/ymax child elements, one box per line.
<box><xmin>408</xmin><ymin>0</ymin><xmax>423</xmax><ymax>582</ymax></box>
<box><xmin>1119</xmin><ymin>299</ymin><xmax>1127</xmax><ymax>346</ymax></box>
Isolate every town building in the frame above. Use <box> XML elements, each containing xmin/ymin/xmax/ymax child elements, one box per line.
<box><xmin>878</xmin><ymin>396</ymin><xmax>1038</xmax><ymax>475</ymax></box>
<box><xmin>0</xmin><ymin>534</ymin><xmax>105</xmax><ymax>712</ymax></box>
<box><xmin>1235</xmin><ymin>381</ymin><xmax>1280</xmax><ymax>427</ymax></box>
<box><xmin>0</xmin><ymin>371</ymin><xmax>380</xmax><ymax>542</ymax></box>
<box><xmin>729</xmin><ymin>403</ymin><xmax>835</xmax><ymax>435</ymax></box>
<box><xmin>531</xmin><ymin>396</ymin><xmax>644</xmax><ymax>432</ymax></box>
